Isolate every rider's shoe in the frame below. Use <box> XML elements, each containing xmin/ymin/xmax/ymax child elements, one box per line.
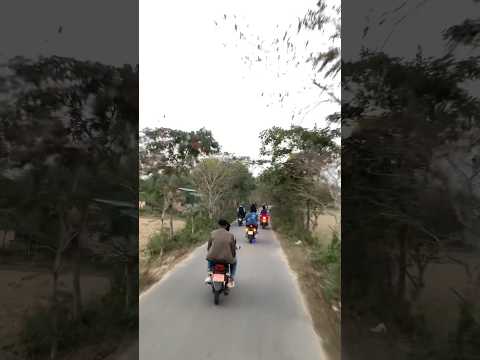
<box><xmin>227</xmin><ymin>280</ymin><xmax>235</xmax><ymax>288</ymax></box>
<box><xmin>205</xmin><ymin>274</ymin><xmax>212</xmax><ymax>284</ymax></box>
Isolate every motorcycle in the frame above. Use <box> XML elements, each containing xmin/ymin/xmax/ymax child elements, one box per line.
<box><xmin>245</xmin><ymin>224</ymin><xmax>257</xmax><ymax>243</ymax></box>
<box><xmin>209</xmin><ymin>262</ymin><xmax>231</xmax><ymax>305</ymax></box>
<box><xmin>237</xmin><ymin>216</ymin><xmax>244</xmax><ymax>226</ymax></box>
<box><xmin>260</xmin><ymin>214</ymin><xmax>269</xmax><ymax>229</ymax></box>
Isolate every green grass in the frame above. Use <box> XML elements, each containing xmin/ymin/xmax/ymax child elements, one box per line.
<box><xmin>311</xmin><ymin>231</ymin><xmax>341</xmax><ymax>302</ymax></box>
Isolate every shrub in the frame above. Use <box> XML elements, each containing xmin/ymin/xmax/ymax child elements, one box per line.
<box><xmin>311</xmin><ymin>231</ymin><xmax>341</xmax><ymax>302</ymax></box>
<box><xmin>146</xmin><ymin>215</ymin><xmax>216</xmax><ymax>257</ymax></box>
<box><xmin>22</xmin><ymin>291</ymin><xmax>137</xmax><ymax>358</ymax></box>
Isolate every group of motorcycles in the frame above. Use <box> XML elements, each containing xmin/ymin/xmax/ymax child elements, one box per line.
<box><xmin>209</xmin><ymin>211</ymin><xmax>270</xmax><ymax>305</ymax></box>
<box><xmin>238</xmin><ymin>212</ymin><xmax>269</xmax><ymax>243</ymax></box>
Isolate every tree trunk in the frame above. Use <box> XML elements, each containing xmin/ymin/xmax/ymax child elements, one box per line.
<box><xmin>72</xmin><ymin>207</ymin><xmax>88</xmax><ymax>321</ymax></box>
<box><xmin>125</xmin><ymin>260</ymin><xmax>132</xmax><ymax>313</ymax></box>
<box><xmin>397</xmin><ymin>224</ymin><xmax>409</xmax><ymax>300</ymax></box>
<box><xmin>169</xmin><ymin>211</ymin><xmax>174</xmax><ymax>240</ymax></box>
<box><xmin>306</xmin><ymin>199</ymin><xmax>311</xmax><ymax>232</ymax></box>
<box><xmin>50</xmin><ymin>268</ymin><xmax>59</xmax><ymax>360</ymax></box>
<box><xmin>161</xmin><ymin>196</ymin><xmax>168</xmax><ymax>227</ymax></box>
<box><xmin>72</xmin><ymin>235</ymin><xmax>82</xmax><ymax>321</ymax></box>
<box><xmin>51</xmin><ymin>227</ymin><xmax>64</xmax><ymax>360</ymax></box>
<box><xmin>191</xmin><ymin>213</ymin><xmax>195</xmax><ymax>235</ymax></box>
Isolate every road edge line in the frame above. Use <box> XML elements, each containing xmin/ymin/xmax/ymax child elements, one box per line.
<box><xmin>271</xmin><ymin>229</ymin><xmax>332</xmax><ymax>360</ymax></box>
<box><xmin>139</xmin><ymin>242</ymin><xmax>206</xmax><ymax>301</ymax></box>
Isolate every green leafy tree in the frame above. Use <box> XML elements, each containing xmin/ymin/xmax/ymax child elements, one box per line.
<box><xmin>0</xmin><ymin>55</ymin><xmax>138</xmax><ymax>359</ymax></box>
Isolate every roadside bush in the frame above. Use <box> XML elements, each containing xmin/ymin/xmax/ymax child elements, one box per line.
<box><xmin>22</xmin><ymin>290</ymin><xmax>136</xmax><ymax>358</ymax></box>
<box><xmin>311</xmin><ymin>231</ymin><xmax>340</xmax><ymax>267</ymax></box>
<box><xmin>147</xmin><ymin>230</ymin><xmax>177</xmax><ymax>255</ymax></box>
<box><xmin>311</xmin><ymin>231</ymin><xmax>341</xmax><ymax>302</ymax></box>
<box><xmin>146</xmin><ymin>215</ymin><xmax>216</xmax><ymax>257</ymax></box>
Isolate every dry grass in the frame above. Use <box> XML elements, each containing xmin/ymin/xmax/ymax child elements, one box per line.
<box><xmin>0</xmin><ymin>267</ymin><xmax>110</xmax><ymax>357</ymax></box>
<box><xmin>139</xmin><ymin>216</ymin><xmax>188</xmax><ymax>294</ymax></box>
<box><xmin>273</xmin><ymin>210</ymin><xmax>341</xmax><ymax>360</ymax></box>
<box><xmin>277</xmin><ymin>233</ymin><xmax>341</xmax><ymax>360</ymax></box>
<box><xmin>313</xmin><ymin>210</ymin><xmax>340</xmax><ymax>242</ymax></box>
<box><xmin>139</xmin><ymin>217</ymin><xmax>185</xmax><ymax>252</ymax></box>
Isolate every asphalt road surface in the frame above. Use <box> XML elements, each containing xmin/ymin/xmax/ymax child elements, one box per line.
<box><xmin>139</xmin><ymin>223</ymin><xmax>328</xmax><ymax>360</ymax></box>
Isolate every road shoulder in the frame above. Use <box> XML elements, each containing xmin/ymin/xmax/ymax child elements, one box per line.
<box><xmin>274</xmin><ymin>230</ymin><xmax>341</xmax><ymax>360</ymax></box>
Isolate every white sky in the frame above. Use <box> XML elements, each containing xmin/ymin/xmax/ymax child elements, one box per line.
<box><xmin>140</xmin><ymin>0</ymin><xmax>340</xmax><ymax>166</ymax></box>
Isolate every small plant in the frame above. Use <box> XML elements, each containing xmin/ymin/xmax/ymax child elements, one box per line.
<box><xmin>147</xmin><ymin>230</ymin><xmax>178</xmax><ymax>256</ymax></box>
<box><xmin>146</xmin><ymin>214</ymin><xmax>216</xmax><ymax>258</ymax></box>
<box><xmin>311</xmin><ymin>231</ymin><xmax>341</xmax><ymax>302</ymax></box>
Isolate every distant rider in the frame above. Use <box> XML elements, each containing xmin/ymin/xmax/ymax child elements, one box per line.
<box><xmin>205</xmin><ymin>219</ymin><xmax>237</xmax><ymax>288</ymax></box>
<box><xmin>237</xmin><ymin>204</ymin><xmax>246</xmax><ymax>220</ymax></box>
<box><xmin>260</xmin><ymin>205</ymin><xmax>268</xmax><ymax>218</ymax></box>
<box><xmin>245</xmin><ymin>204</ymin><xmax>259</xmax><ymax>233</ymax></box>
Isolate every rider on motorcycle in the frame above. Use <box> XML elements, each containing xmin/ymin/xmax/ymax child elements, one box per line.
<box><xmin>260</xmin><ymin>205</ymin><xmax>268</xmax><ymax>218</ymax></box>
<box><xmin>237</xmin><ymin>204</ymin><xmax>246</xmax><ymax>220</ymax></box>
<box><xmin>260</xmin><ymin>205</ymin><xmax>269</xmax><ymax>224</ymax></box>
<box><xmin>205</xmin><ymin>219</ymin><xmax>237</xmax><ymax>288</ymax></box>
<box><xmin>245</xmin><ymin>204</ymin><xmax>259</xmax><ymax>232</ymax></box>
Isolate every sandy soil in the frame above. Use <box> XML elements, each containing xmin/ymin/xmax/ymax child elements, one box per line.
<box><xmin>139</xmin><ymin>216</ymin><xmax>188</xmax><ymax>294</ymax></box>
<box><xmin>139</xmin><ymin>217</ymin><xmax>185</xmax><ymax>251</ymax></box>
<box><xmin>314</xmin><ymin>210</ymin><xmax>340</xmax><ymax>243</ymax></box>
<box><xmin>0</xmin><ymin>266</ymin><xmax>110</xmax><ymax>356</ymax></box>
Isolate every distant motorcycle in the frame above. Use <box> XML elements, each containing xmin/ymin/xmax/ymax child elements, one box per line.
<box><xmin>237</xmin><ymin>217</ymin><xmax>244</xmax><ymax>226</ymax></box>
<box><xmin>260</xmin><ymin>214</ymin><xmax>269</xmax><ymax>229</ymax></box>
<box><xmin>245</xmin><ymin>224</ymin><xmax>257</xmax><ymax>243</ymax></box>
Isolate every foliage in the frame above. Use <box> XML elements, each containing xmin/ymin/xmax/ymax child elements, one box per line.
<box><xmin>342</xmin><ymin>5</ymin><xmax>480</xmax><ymax>358</ymax></box>
<box><xmin>139</xmin><ymin>127</ymin><xmax>220</xmax><ymax>176</ymax></box>
<box><xmin>257</xmin><ymin>123</ymin><xmax>340</xmax><ymax>304</ymax></box>
<box><xmin>260</xmin><ymin>124</ymin><xmax>338</xmax><ymax>163</ymax></box>
<box><xmin>0</xmin><ymin>55</ymin><xmax>138</xmax><ymax>357</ymax></box>
<box><xmin>147</xmin><ymin>214</ymin><xmax>215</xmax><ymax>256</ymax></box>
<box><xmin>192</xmin><ymin>156</ymin><xmax>255</xmax><ymax>220</ymax></box>
<box><xmin>299</xmin><ymin>0</ymin><xmax>341</xmax><ymax>80</ymax></box>
<box><xmin>311</xmin><ymin>231</ymin><xmax>341</xmax><ymax>302</ymax></box>
<box><xmin>259</xmin><ymin>125</ymin><xmax>339</xmax><ymax>233</ymax></box>
<box><xmin>22</xmin><ymin>292</ymin><xmax>137</xmax><ymax>358</ymax></box>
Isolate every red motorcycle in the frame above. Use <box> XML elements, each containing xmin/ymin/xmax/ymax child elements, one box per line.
<box><xmin>210</xmin><ymin>262</ymin><xmax>231</xmax><ymax>305</ymax></box>
<box><xmin>260</xmin><ymin>214</ymin><xmax>269</xmax><ymax>229</ymax></box>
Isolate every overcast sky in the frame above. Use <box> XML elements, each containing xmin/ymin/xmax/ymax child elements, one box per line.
<box><xmin>344</xmin><ymin>0</ymin><xmax>479</xmax><ymax>60</ymax></box>
<box><xmin>0</xmin><ymin>0</ymin><xmax>138</xmax><ymax>66</ymax></box>
<box><xmin>140</xmin><ymin>0</ymin><xmax>340</xmax><ymax>165</ymax></box>
<box><xmin>0</xmin><ymin>0</ymin><xmax>340</xmax><ymax>169</ymax></box>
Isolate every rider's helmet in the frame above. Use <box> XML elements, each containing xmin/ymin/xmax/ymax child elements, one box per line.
<box><xmin>218</xmin><ymin>218</ymin><xmax>230</xmax><ymax>231</ymax></box>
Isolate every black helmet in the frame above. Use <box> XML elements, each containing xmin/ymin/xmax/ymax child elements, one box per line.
<box><xmin>218</xmin><ymin>219</ymin><xmax>229</xmax><ymax>227</ymax></box>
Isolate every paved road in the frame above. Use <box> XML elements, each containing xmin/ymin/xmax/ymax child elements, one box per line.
<box><xmin>139</xmin><ymin>224</ymin><xmax>328</xmax><ymax>360</ymax></box>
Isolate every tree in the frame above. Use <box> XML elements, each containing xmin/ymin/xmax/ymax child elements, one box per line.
<box><xmin>0</xmin><ymin>55</ymin><xmax>138</xmax><ymax>359</ymax></box>
<box><xmin>139</xmin><ymin>127</ymin><xmax>220</xmax><ymax>176</ymax></box>
<box><xmin>139</xmin><ymin>127</ymin><xmax>220</xmax><ymax>235</ymax></box>
<box><xmin>192</xmin><ymin>157</ymin><xmax>255</xmax><ymax>220</ymax></box>
<box><xmin>259</xmin><ymin>125</ymin><xmax>339</xmax><ymax>234</ymax></box>
<box><xmin>341</xmin><ymin>6</ymin><xmax>480</xmax><ymax>356</ymax></box>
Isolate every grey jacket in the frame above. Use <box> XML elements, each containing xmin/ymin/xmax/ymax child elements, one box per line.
<box><xmin>206</xmin><ymin>228</ymin><xmax>236</xmax><ymax>264</ymax></box>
